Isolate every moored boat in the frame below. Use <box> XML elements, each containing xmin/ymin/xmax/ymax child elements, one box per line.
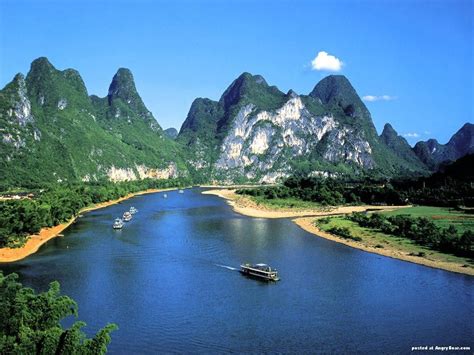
<box><xmin>240</xmin><ymin>263</ymin><xmax>280</xmax><ymax>281</ymax></box>
<box><xmin>129</xmin><ymin>206</ymin><xmax>138</xmax><ymax>214</ymax></box>
<box><xmin>123</xmin><ymin>211</ymin><xmax>132</xmax><ymax>222</ymax></box>
<box><xmin>163</xmin><ymin>193</ymin><xmax>168</xmax><ymax>198</ymax></box>
<box><xmin>113</xmin><ymin>218</ymin><xmax>124</xmax><ymax>229</ymax></box>
<box><xmin>178</xmin><ymin>189</ymin><xmax>184</xmax><ymax>194</ymax></box>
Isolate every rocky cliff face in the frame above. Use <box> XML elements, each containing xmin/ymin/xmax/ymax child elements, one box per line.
<box><xmin>213</xmin><ymin>96</ymin><xmax>376</xmax><ymax>182</ymax></box>
<box><xmin>178</xmin><ymin>73</ymin><xmax>428</xmax><ymax>182</ymax></box>
<box><xmin>0</xmin><ymin>57</ymin><xmax>186</xmax><ymax>186</ymax></box>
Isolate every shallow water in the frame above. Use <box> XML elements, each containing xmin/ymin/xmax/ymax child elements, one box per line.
<box><xmin>1</xmin><ymin>188</ymin><xmax>473</xmax><ymax>353</ymax></box>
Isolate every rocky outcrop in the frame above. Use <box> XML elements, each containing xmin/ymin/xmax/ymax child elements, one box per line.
<box><xmin>215</xmin><ymin>97</ymin><xmax>342</xmax><ymax>181</ymax></box>
<box><xmin>135</xmin><ymin>163</ymin><xmax>178</xmax><ymax>180</ymax></box>
<box><xmin>322</xmin><ymin>128</ymin><xmax>374</xmax><ymax>168</ymax></box>
<box><xmin>12</xmin><ymin>74</ymin><xmax>34</xmax><ymax>127</ymax></box>
<box><xmin>107</xmin><ymin>163</ymin><xmax>179</xmax><ymax>182</ymax></box>
<box><xmin>1</xmin><ymin>74</ymin><xmax>39</xmax><ymax>150</ymax></box>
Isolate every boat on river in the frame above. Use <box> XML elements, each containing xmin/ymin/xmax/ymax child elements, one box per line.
<box><xmin>163</xmin><ymin>193</ymin><xmax>168</xmax><ymax>198</ymax></box>
<box><xmin>178</xmin><ymin>189</ymin><xmax>184</xmax><ymax>194</ymax></box>
<box><xmin>113</xmin><ymin>218</ymin><xmax>124</xmax><ymax>229</ymax></box>
<box><xmin>240</xmin><ymin>263</ymin><xmax>280</xmax><ymax>281</ymax></box>
<box><xmin>129</xmin><ymin>206</ymin><xmax>138</xmax><ymax>214</ymax></box>
<box><xmin>123</xmin><ymin>211</ymin><xmax>132</xmax><ymax>222</ymax></box>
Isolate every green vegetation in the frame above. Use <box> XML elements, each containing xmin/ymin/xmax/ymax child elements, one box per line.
<box><xmin>249</xmin><ymin>196</ymin><xmax>324</xmax><ymax>210</ymax></box>
<box><xmin>237</xmin><ymin>176</ymin><xmax>391</xmax><ymax>206</ymax></box>
<box><xmin>0</xmin><ymin>178</ymin><xmax>190</xmax><ymax>248</ymax></box>
<box><xmin>316</xmin><ymin>216</ymin><xmax>474</xmax><ymax>267</ymax></box>
<box><xmin>382</xmin><ymin>206</ymin><xmax>474</xmax><ymax>234</ymax></box>
<box><xmin>326</xmin><ymin>226</ymin><xmax>362</xmax><ymax>241</ymax></box>
<box><xmin>237</xmin><ymin>155</ymin><xmax>474</xmax><ymax>208</ymax></box>
<box><xmin>0</xmin><ymin>57</ymin><xmax>186</xmax><ymax>188</ymax></box>
<box><xmin>0</xmin><ymin>272</ymin><xmax>116</xmax><ymax>354</ymax></box>
<box><xmin>348</xmin><ymin>212</ymin><xmax>473</xmax><ymax>258</ymax></box>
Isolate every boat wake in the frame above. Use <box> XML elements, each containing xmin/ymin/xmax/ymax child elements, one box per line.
<box><xmin>215</xmin><ymin>264</ymin><xmax>239</xmax><ymax>271</ymax></box>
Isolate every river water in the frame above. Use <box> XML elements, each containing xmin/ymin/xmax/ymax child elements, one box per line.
<box><xmin>1</xmin><ymin>188</ymin><xmax>472</xmax><ymax>353</ymax></box>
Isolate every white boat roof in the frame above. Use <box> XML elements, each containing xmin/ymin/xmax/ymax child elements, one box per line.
<box><xmin>255</xmin><ymin>263</ymin><xmax>269</xmax><ymax>267</ymax></box>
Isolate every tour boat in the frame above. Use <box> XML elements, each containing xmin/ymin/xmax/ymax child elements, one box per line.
<box><xmin>129</xmin><ymin>206</ymin><xmax>138</xmax><ymax>214</ymax></box>
<box><xmin>240</xmin><ymin>263</ymin><xmax>280</xmax><ymax>281</ymax></box>
<box><xmin>113</xmin><ymin>218</ymin><xmax>124</xmax><ymax>229</ymax></box>
<box><xmin>122</xmin><ymin>211</ymin><xmax>132</xmax><ymax>222</ymax></box>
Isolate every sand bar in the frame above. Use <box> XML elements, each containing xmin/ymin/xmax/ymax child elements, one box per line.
<box><xmin>202</xmin><ymin>189</ymin><xmax>407</xmax><ymax>218</ymax></box>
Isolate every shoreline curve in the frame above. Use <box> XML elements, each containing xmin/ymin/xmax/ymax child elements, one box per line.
<box><xmin>202</xmin><ymin>189</ymin><xmax>474</xmax><ymax>277</ymax></box>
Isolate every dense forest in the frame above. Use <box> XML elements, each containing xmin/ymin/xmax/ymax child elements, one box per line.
<box><xmin>0</xmin><ymin>272</ymin><xmax>116</xmax><ymax>354</ymax></box>
<box><xmin>0</xmin><ymin>177</ymin><xmax>191</xmax><ymax>247</ymax></box>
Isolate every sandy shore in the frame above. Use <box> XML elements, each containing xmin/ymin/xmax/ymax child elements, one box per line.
<box><xmin>202</xmin><ymin>189</ymin><xmax>407</xmax><ymax>218</ymax></box>
<box><xmin>203</xmin><ymin>189</ymin><xmax>474</xmax><ymax>276</ymax></box>
<box><xmin>0</xmin><ymin>188</ymin><xmax>175</xmax><ymax>263</ymax></box>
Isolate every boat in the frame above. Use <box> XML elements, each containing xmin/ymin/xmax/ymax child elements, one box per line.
<box><xmin>122</xmin><ymin>211</ymin><xmax>132</xmax><ymax>222</ymax></box>
<box><xmin>163</xmin><ymin>193</ymin><xmax>168</xmax><ymax>198</ymax></box>
<box><xmin>113</xmin><ymin>218</ymin><xmax>124</xmax><ymax>229</ymax></box>
<box><xmin>240</xmin><ymin>263</ymin><xmax>280</xmax><ymax>281</ymax></box>
<box><xmin>129</xmin><ymin>206</ymin><xmax>138</xmax><ymax>214</ymax></box>
<box><xmin>178</xmin><ymin>189</ymin><xmax>184</xmax><ymax>194</ymax></box>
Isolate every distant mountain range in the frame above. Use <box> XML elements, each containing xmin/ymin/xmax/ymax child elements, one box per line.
<box><xmin>413</xmin><ymin>123</ymin><xmax>473</xmax><ymax>170</ymax></box>
<box><xmin>0</xmin><ymin>57</ymin><xmax>472</xmax><ymax>186</ymax></box>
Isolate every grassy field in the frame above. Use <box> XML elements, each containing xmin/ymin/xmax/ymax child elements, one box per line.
<box><xmin>317</xmin><ymin>216</ymin><xmax>474</xmax><ymax>267</ymax></box>
<box><xmin>381</xmin><ymin>206</ymin><xmax>474</xmax><ymax>234</ymax></box>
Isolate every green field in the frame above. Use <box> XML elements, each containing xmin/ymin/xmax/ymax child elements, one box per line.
<box><xmin>381</xmin><ymin>206</ymin><xmax>474</xmax><ymax>234</ymax></box>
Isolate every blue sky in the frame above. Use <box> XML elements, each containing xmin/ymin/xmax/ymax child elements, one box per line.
<box><xmin>0</xmin><ymin>0</ymin><xmax>472</xmax><ymax>145</ymax></box>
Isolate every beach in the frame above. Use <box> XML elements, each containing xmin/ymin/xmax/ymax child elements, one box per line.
<box><xmin>201</xmin><ymin>189</ymin><xmax>408</xmax><ymax>218</ymax></box>
<box><xmin>0</xmin><ymin>188</ymin><xmax>175</xmax><ymax>263</ymax></box>
<box><xmin>203</xmin><ymin>189</ymin><xmax>474</xmax><ymax>276</ymax></box>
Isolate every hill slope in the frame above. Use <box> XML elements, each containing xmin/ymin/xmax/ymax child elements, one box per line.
<box><xmin>0</xmin><ymin>57</ymin><xmax>186</xmax><ymax>187</ymax></box>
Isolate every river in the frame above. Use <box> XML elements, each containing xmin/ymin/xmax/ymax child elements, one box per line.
<box><xmin>1</xmin><ymin>188</ymin><xmax>472</xmax><ymax>353</ymax></box>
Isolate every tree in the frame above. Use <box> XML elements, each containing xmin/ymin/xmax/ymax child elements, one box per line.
<box><xmin>459</xmin><ymin>230</ymin><xmax>473</xmax><ymax>255</ymax></box>
<box><xmin>0</xmin><ymin>272</ymin><xmax>117</xmax><ymax>354</ymax></box>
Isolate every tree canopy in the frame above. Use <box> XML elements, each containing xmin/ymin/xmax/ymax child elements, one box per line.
<box><xmin>0</xmin><ymin>272</ymin><xmax>117</xmax><ymax>354</ymax></box>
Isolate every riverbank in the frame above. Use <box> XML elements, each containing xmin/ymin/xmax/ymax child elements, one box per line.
<box><xmin>202</xmin><ymin>189</ymin><xmax>407</xmax><ymax>218</ymax></box>
<box><xmin>294</xmin><ymin>218</ymin><xmax>474</xmax><ymax>276</ymax></box>
<box><xmin>203</xmin><ymin>189</ymin><xmax>474</xmax><ymax>276</ymax></box>
<box><xmin>0</xmin><ymin>188</ymin><xmax>175</xmax><ymax>263</ymax></box>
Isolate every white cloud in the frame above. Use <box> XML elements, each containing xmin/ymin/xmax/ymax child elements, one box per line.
<box><xmin>311</xmin><ymin>51</ymin><xmax>343</xmax><ymax>71</ymax></box>
<box><xmin>362</xmin><ymin>95</ymin><xmax>397</xmax><ymax>102</ymax></box>
<box><xmin>403</xmin><ymin>132</ymin><xmax>420</xmax><ymax>138</ymax></box>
